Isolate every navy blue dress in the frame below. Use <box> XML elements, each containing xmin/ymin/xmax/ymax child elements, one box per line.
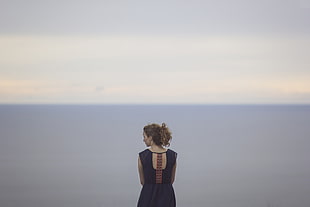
<box><xmin>137</xmin><ymin>149</ymin><xmax>177</xmax><ymax>207</ymax></box>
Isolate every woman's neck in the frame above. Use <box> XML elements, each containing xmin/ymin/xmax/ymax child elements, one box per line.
<box><xmin>150</xmin><ymin>144</ymin><xmax>166</xmax><ymax>152</ymax></box>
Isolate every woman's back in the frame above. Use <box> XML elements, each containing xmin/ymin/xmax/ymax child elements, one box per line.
<box><xmin>137</xmin><ymin>149</ymin><xmax>177</xmax><ymax>207</ymax></box>
<box><xmin>139</xmin><ymin>149</ymin><xmax>177</xmax><ymax>184</ymax></box>
<box><xmin>137</xmin><ymin>123</ymin><xmax>177</xmax><ymax>207</ymax></box>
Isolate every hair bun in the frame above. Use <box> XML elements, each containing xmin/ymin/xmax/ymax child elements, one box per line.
<box><xmin>144</xmin><ymin>123</ymin><xmax>172</xmax><ymax>147</ymax></box>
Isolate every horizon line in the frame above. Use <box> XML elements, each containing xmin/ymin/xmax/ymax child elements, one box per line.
<box><xmin>1</xmin><ymin>103</ymin><xmax>310</xmax><ymax>106</ymax></box>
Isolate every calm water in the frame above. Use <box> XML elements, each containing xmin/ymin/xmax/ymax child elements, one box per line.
<box><xmin>1</xmin><ymin>104</ymin><xmax>310</xmax><ymax>207</ymax></box>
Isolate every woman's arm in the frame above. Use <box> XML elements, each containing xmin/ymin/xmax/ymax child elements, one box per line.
<box><xmin>138</xmin><ymin>156</ymin><xmax>144</xmax><ymax>185</ymax></box>
<box><xmin>171</xmin><ymin>161</ymin><xmax>177</xmax><ymax>184</ymax></box>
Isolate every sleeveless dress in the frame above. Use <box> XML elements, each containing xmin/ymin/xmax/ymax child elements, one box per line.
<box><xmin>137</xmin><ymin>149</ymin><xmax>177</xmax><ymax>207</ymax></box>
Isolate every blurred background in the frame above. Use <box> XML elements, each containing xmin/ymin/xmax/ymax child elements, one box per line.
<box><xmin>1</xmin><ymin>0</ymin><xmax>310</xmax><ymax>207</ymax></box>
<box><xmin>1</xmin><ymin>0</ymin><xmax>310</xmax><ymax>104</ymax></box>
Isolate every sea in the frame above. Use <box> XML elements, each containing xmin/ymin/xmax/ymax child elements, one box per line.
<box><xmin>0</xmin><ymin>104</ymin><xmax>310</xmax><ymax>207</ymax></box>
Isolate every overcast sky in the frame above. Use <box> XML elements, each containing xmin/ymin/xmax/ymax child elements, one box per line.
<box><xmin>1</xmin><ymin>0</ymin><xmax>310</xmax><ymax>104</ymax></box>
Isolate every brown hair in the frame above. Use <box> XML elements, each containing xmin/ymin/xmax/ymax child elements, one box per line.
<box><xmin>143</xmin><ymin>123</ymin><xmax>172</xmax><ymax>147</ymax></box>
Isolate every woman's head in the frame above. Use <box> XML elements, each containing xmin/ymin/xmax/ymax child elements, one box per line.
<box><xmin>143</xmin><ymin>123</ymin><xmax>172</xmax><ymax>147</ymax></box>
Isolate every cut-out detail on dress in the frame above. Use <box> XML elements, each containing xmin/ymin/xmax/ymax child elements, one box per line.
<box><xmin>152</xmin><ymin>152</ymin><xmax>167</xmax><ymax>170</ymax></box>
<box><xmin>155</xmin><ymin>154</ymin><xmax>163</xmax><ymax>184</ymax></box>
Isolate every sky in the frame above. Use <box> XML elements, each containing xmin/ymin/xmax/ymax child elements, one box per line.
<box><xmin>0</xmin><ymin>0</ymin><xmax>310</xmax><ymax>104</ymax></box>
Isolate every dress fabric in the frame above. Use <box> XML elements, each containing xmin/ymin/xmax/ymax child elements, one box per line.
<box><xmin>137</xmin><ymin>149</ymin><xmax>177</xmax><ymax>207</ymax></box>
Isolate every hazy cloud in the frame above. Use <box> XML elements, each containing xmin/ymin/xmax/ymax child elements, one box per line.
<box><xmin>0</xmin><ymin>0</ymin><xmax>309</xmax><ymax>35</ymax></box>
<box><xmin>1</xmin><ymin>34</ymin><xmax>309</xmax><ymax>103</ymax></box>
<box><xmin>0</xmin><ymin>0</ymin><xmax>309</xmax><ymax>103</ymax></box>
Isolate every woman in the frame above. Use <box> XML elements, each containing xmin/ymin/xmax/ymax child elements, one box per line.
<box><xmin>137</xmin><ymin>123</ymin><xmax>177</xmax><ymax>207</ymax></box>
